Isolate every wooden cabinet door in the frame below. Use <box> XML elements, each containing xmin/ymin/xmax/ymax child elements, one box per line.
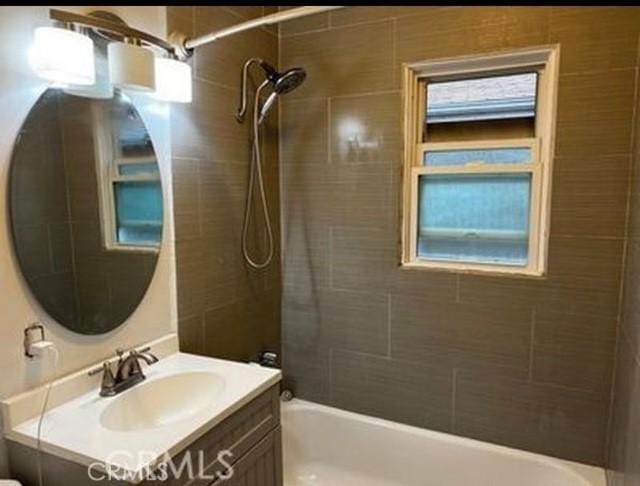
<box><xmin>210</xmin><ymin>427</ymin><xmax>283</xmax><ymax>486</ymax></box>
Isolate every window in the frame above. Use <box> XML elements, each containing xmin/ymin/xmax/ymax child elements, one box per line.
<box><xmin>402</xmin><ymin>47</ymin><xmax>559</xmax><ymax>276</ymax></box>
<box><xmin>92</xmin><ymin>98</ymin><xmax>162</xmax><ymax>253</ymax></box>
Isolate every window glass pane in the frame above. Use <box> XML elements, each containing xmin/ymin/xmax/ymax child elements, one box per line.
<box><xmin>119</xmin><ymin>139</ymin><xmax>154</xmax><ymax>158</ymax></box>
<box><xmin>426</xmin><ymin>72</ymin><xmax>537</xmax><ymax>124</ymax></box>
<box><xmin>118</xmin><ymin>162</ymin><xmax>159</xmax><ymax>176</ymax></box>
<box><xmin>114</xmin><ymin>181</ymin><xmax>163</xmax><ymax>247</ymax></box>
<box><xmin>424</xmin><ymin>147</ymin><xmax>532</xmax><ymax>166</ymax></box>
<box><xmin>109</xmin><ymin>96</ymin><xmax>154</xmax><ymax>158</ymax></box>
<box><xmin>418</xmin><ymin>173</ymin><xmax>531</xmax><ymax>266</ymax></box>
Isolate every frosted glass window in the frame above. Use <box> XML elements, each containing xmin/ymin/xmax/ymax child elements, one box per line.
<box><xmin>424</xmin><ymin>147</ymin><xmax>532</xmax><ymax>166</ymax></box>
<box><xmin>402</xmin><ymin>47</ymin><xmax>558</xmax><ymax>275</ymax></box>
<box><xmin>114</xmin><ymin>181</ymin><xmax>163</xmax><ymax>247</ymax></box>
<box><xmin>118</xmin><ymin>162</ymin><xmax>159</xmax><ymax>176</ymax></box>
<box><xmin>418</xmin><ymin>174</ymin><xmax>531</xmax><ymax>265</ymax></box>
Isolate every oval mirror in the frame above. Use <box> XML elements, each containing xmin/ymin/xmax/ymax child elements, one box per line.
<box><xmin>9</xmin><ymin>89</ymin><xmax>163</xmax><ymax>335</ymax></box>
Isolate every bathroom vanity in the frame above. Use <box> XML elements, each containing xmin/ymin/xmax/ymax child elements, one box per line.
<box><xmin>2</xmin><ymin>79</ymin><xmax>284</xmax><ymax>486</ymax></box>
<box><xmin>2</xmin><ymin>335</ymin><xmax>283</xmax><ymax>485</ymax></box>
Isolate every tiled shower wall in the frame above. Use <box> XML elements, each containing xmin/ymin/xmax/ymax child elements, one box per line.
<box><xmin>606</xmin><ymin>52</ymin><xmax>640</xmax><ymax>484</ymax></box>
<box><xmin>168</xmin><ymin>6</ymin><xmax>281</xmax><ymax>362</ymax></box>
<box><xmin>280</xmin><ymin>6</ymin><xmax>640</xmax><ymax>466</ymax></box>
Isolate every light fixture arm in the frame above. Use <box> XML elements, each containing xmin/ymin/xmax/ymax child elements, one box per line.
<box><xmin>49</xmin><ymin>9</ymin><xmax>177</xmax><ymax>57</ymax></box>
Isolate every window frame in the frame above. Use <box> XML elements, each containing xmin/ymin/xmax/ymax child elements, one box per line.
<box><xmin>91</xmin><ymin>103</ymin><xmax>161</xmax><ymax>254</ymax></box>
<box><xmin>401</xmin><ymin>45</ymin><xmax>560</xmax><ymax>277</ymax></box>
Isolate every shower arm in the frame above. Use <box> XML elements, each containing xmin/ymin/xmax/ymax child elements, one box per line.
<box><xmin>236</xmin><ymin>57</ymin><xmax>269</xmax><ymax>123</ymax></box>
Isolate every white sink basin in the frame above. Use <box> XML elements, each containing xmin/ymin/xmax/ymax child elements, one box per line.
<box><xmin>100</xmin><ymin>371</ymin><xmax>225</xmax><ymax>432</ymax></box>
<box><xmin>2</xmin><ymin>346</ymin><xmax>281</xmax><ymax>477</ymax></box>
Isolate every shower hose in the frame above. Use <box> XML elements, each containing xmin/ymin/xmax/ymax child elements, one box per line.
<box><xmin>241</xmin><ymin>79</ymin><xmax>274</xmax><ymax>269</ymax></box>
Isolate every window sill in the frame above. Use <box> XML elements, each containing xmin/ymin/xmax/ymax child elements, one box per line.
<box><xmin>400</xmin><ymin>260</ymin><xmax>546</xmax><ymax>280</ymax></box>
<box><xmin>103</xmin><ymin>244</ymin><xmax>161</xmax><ymax>254</ymax></box>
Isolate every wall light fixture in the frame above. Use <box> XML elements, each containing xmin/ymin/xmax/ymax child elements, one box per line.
<box><xmin>153</xmin><ymin>56</ymin><xmax>192</xmax><ymax>103</ymax></box>
<box><xmin>29</xmin><ymin>26</ymin><xmax>95</xmax><ymax>86</ymax></box>
<box><xmin>30</xmin><ymin>9</ymin><xmax>192</xmax><ymax>103</ymax></box>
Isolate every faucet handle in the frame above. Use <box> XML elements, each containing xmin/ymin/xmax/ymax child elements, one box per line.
<box><xmin>116</xmin><ymin>345</ymin><xmax>153</xmax><ymax>359</ymax></box>
<box><xmin>88</xmin><ymin>361</ymin><xmax>108</xmax><ymax>376</ymax></box>
<box><xmin>100</xmin><ymin>362</ymin><xmax>117</xmax><ymax>397</ymax></box>
<box><xmin>88</xmin><ymin>362</ymin><xmax>117</xmax><ymax>397</ymax></box>
<box><xmin>115</xmin><ymin>347</ymin><xmax>128</xmax><ymax>363</ymax></box>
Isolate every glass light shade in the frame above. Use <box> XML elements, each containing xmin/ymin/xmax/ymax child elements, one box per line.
<box><xmin>153</xmin><ymin>57</ymin><xmax>192</xmax><ymax>103</ymax></box>
<box><xmin>64</xmin><ymin>44</ymin><xmax>113</xmax><ymax>99</ymax></box>
<box><xmin>108</xmin><ymin>42</ymin><xmax>156</xmax><ymax>92</ymax></box>
<box><xmin>29</xmin><ymin>27</ymin><xmax>95</xmax><ymax>85</ymax></box>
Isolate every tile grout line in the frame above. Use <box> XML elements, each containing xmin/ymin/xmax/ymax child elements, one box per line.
<box><xmin>199</xmin><ymin>313</ymin><xmax>206</xmax><ymax>354</ymax></box>
<box><xmin>451</xmin><ymin>368</ymin><xmax>457</xmax><ymax>432</ymax></box>
<box><xmin>282</xmin><ymin>26</ymin><xmax>332</xmax><ymax>38</ymax></box>
<box><xmin>281</xmin><ymin>89</ymin><xmax>402</xmax><ymax>105</ymax></box>
<box><xmin>387</xmin><ymin>293</ymin><xmax>392</xmax><ymax>357</ymax></box>
<box><xmin>193</xmin><ymin>74</ymin><xmax>242</xmax><ymax>92</ymax></box>
<box><xmin>196</xmin><ymin>160</ymin><xmax>203</xmax><ymax>239</ymax></box>
<box><xmin>528</xmin><ymin>308</ymin><xmax>537</xmax><ymax>383</ymax></box>
<box><xmin>281</xmin><ymin>15</ymin><xmax>405</xmax><ymax>39</ymax></box>
<box><xmin>392</xmin><ymin>18</ymin><xmax>397</xmax><ymax>89</ymax></box>
<box><xmin>328</xmin><ymin>347</ymin><xmax>334</xmax><ymax>404</ymax></box>
<box><xmin>327</xmin><ymin>97</ymin><xmax>332</xmax><ymax>164</ymax></box>
<box><xmin>604</xmin><ymin>43</ymin><xmax>640</xmax><ymax>462</ymax></box>
<box><xmin>46</xmin><ymin>223</ymin><xmax>54</xmax><ymax>273</ymax></box>
<box><xmin>559</xmin><ymin>66</ymin><xmax>639</xmax><ymax>78</ymax></box>
<box><xmin>329</xmin><ymin>226</ymin><xmax>334</xmax><ymax>289</ymax></box>
<box><xmin>199</xmin><ymin>312</ymin><xmax>206</xmax><ymax>354</ymax></box>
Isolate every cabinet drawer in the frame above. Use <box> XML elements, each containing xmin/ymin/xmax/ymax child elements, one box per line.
<box><xmin>145</xmin><ymin>384</ymin><xmax>280</xmax><ymax>486</ymax></box>
<box><xmin>209</xmin><ymin>427</ymin><xmax>282</xmax><ymax>486</ymax></box>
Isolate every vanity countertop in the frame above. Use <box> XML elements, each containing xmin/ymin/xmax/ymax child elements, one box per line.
<box><xmin>1</xmin><ymin>345</ymin><xmax>281</xmax><ymax>482</ymax></box>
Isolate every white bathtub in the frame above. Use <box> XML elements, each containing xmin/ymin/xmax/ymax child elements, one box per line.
<box><xmin>282</xmin><ymin>399</ymin><xmax>606</xmax><ymax>486</ymax></box>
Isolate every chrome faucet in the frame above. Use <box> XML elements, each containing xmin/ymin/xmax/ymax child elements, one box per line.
<box><xmin>89</xmin><ymin>347</ymin><xmax>159</xmax><ymax>397</ymax></box>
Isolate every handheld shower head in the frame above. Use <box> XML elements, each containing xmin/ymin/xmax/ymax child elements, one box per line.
<box><xmin>236</xmin><ymin>58</ymin><xmax>307</xmax><ymax>270</ymax></box>
<box><xmin>260</xmin><ymin>61</ymin><xmax>306</xmax><ymax>94</ymax></box>
<box><xmin>256</xmin><ymin>62</ymin><xmax>306</xmax><ymax>124</ymax></box>
<box><xmin>258</xmin><ymin>91</ymin><xmax>278</xmax><ymax>125</ymax></box>
<box><xmin>236</xmin><ymin>58</ymin><xmax>306</xmax><ymax>123</ymax></box>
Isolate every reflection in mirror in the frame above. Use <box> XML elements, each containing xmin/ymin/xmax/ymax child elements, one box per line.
<box><xmin>9</xmin><ymin>89</ymin><xmax>163</xmax><ymax>335</ymax></box>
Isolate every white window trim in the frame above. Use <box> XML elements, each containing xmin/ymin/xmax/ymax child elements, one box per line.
<box><xmin>401</xmin><ymin>45</ymin><xmax>560</xmax><ymax>277</ymax></box>
<box><xmin>91</xmin><ymin>104</ymin><xmax>160</xmax><ymax>254</ymax></box>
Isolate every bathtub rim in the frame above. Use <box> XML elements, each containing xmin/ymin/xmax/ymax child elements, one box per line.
<box><xmin>281</xmin><ymin>398</ymin><xmax>605</xmax><ymax>486</ymax></box>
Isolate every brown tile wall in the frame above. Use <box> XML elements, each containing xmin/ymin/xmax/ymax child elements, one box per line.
<box><xmin>167</xmin><ymin>7</ymin><xmax>281</xmax><ymax>362</ymax></box>
<box><xmin>280</xmin><ymin>6</ymin><xmax>640</xmax><ymax>466</ymax></box>
<box><xmin>606</xmin><ymin>29</ymin><xmax>640</xmax><ymax>485</ymax></box>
